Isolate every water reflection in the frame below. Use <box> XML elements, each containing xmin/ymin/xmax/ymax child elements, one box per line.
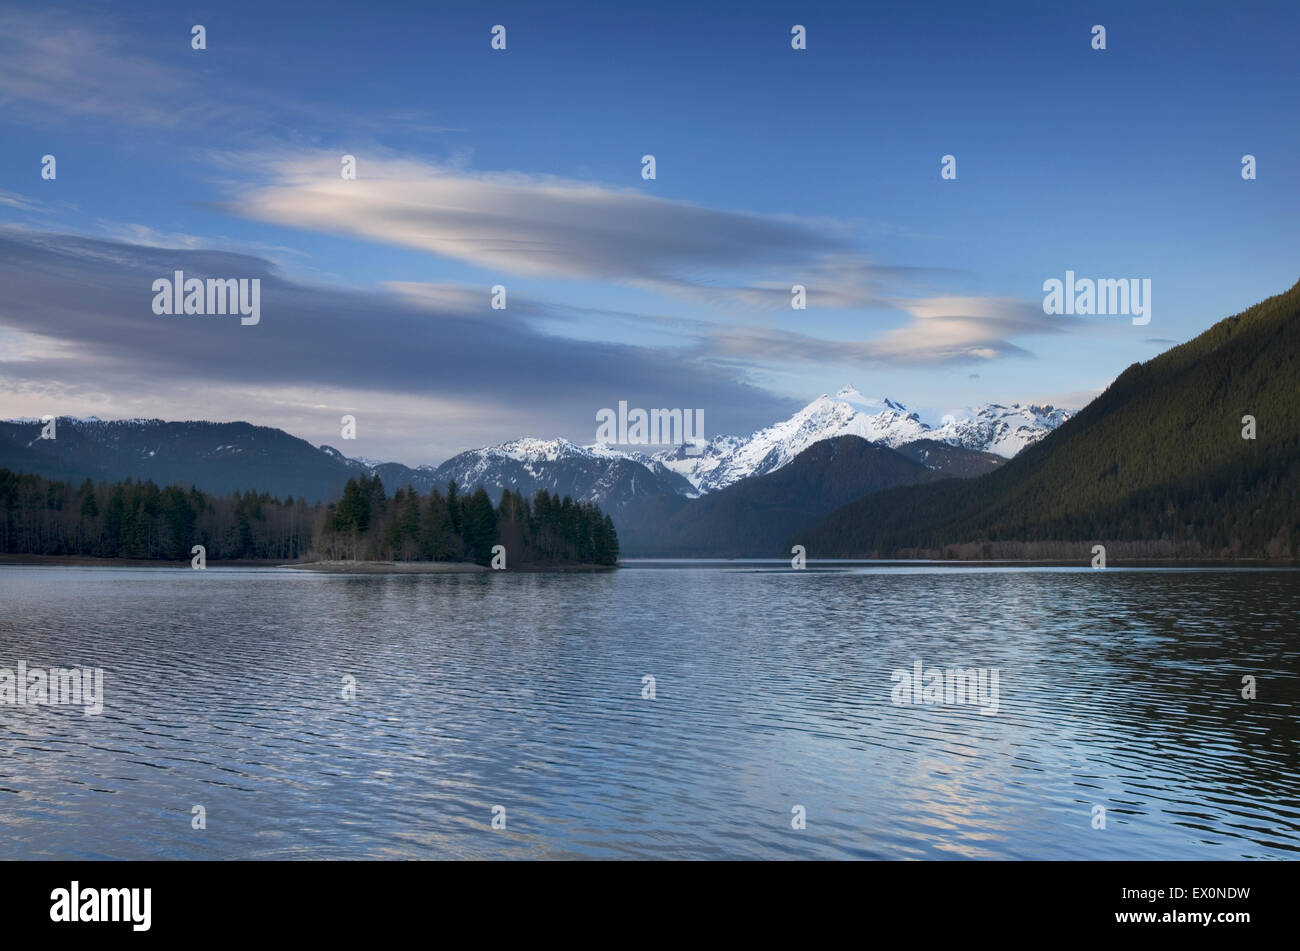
<box><xmin>0</xmin><ymin>564</ymin><xmax>1296</xmax><ymax>859</ymax></box>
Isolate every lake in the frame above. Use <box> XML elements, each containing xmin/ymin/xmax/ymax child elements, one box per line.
<box><xmin>1</xmin><ymin>562</ymin><xmax>1297</xmax><ymax>859</ymax></box>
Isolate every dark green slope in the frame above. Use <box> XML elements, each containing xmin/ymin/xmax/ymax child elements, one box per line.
<box><xmin>630</xmin><ymin>435</ymin><xmax>937</xmax><ymax>557</ymax></box>
<box><xmin>0</xmin><ymin>418</ymin><xmax>362</xmax><ymax>503</ymax></box>
<box><xmin>893</xmin><ymin>438</ymin><xmax>1004</xmax><ymax>477</ymax></box>
<box><xmin>798</xmin><ymin>279</ymin><xmax>1300</xmax><ymax>559</ymax></box>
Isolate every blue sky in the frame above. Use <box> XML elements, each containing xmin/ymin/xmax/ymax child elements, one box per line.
<box><xmin>1</xmin><ymin>0</ymin><xmax>1297</xmax><ymax>463</ymax></box>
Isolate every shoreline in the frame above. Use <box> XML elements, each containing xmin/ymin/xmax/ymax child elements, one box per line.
<box><xmin>0</xmin><ymin>553</ymin><xmax>286</xmax><ymax>568</ymax></box>
<box><xmin>0</xmin><ymin>554</ymin><xmax>618</xmax><ymax>571</ymax></box>
<box><xmin>0</xmin><ymin>552</ymin><xmax>1291</xmax><ymax>570</ymax></box>
<box><xmin>284</xmin><ymin>560</ymin><xmax>487</xmax><ymax>573</ymax></box>
<box><xmin>285</xmin><ymin>561</ymin><xmax>618</xmax><ymax>573</ymax></box>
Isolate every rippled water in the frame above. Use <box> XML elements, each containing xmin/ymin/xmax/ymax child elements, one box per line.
<box><xmin>0</xmin><ymin>563</ymin><xmax>1297</xmax><ymax>859</ymax></box>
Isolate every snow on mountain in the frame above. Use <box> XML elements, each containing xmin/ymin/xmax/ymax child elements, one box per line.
<box><xmin>7</xmin><ymin>392</ymin><xmax>1069</xmax><ymax>505</ymax></box>
<box><xmin>425</xmin><ymin>437</ymin><xmax>697</xmax><ymax>548</ymax></box>
<box><xmin>929</xmin><ymin>404</ymin><xmax>1073</xmax><ymax>458</ymax></box>
<box><xmin>443</xmin><ymin>436</ymin><xmax>593</xmax><ymax>481</ymax></box>
<box><xmin>640</xmin><ymin>435</ymin><xmax>746</xmax><ymax>498</ymax></box>
<box><xmin>320</xmin><ymin>444</ymin><xmax>364</xmax><ymax>464</ymax></box>
<box><xmin>405</xmin><ymin>387</ymin><xmax>1072</xmax><ymax>498</ymax></box>
<box><xmin>644</xmin><ymin>385</ymin><xmax>1071</xmax><ymax>493</ymax></box>
<box><xmin>329</xmin><ymin>386</ymin><xmax>1072</xmax><ymax>500</ymax></box>
<box><xmin>646</xmin><ymin>385</ymin><xmax>925</xmax><ymax>493</ymax></box>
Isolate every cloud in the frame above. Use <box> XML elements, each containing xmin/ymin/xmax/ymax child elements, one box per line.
<box><xmin>220</xmin><ymin>153</ymin><xmax>1055</xmax><ymax>367</ymax></box>
<box><xmin>0</xmin><ymin>12</ymin><xmax>453</xmax><ymax>144</ymax></box>
<box><xmin>226</xmin><ymin>154</ymin><xmax>856</xmax><ymax>291</ymax></box>
<box><xmin>645</xmin><ymin>255</ymin><xmax>961</xmax><ymax>312</ymax></box>
<box><xmin>0</xmin><ymin>189</ymin><xmax>44</xmax><ymax>213</ymax></box>
<box><xmin>0</xmin><ymin>229</ymin><xmax>798</xmax><ymax>463</ymax></box>
<box><xmin>702</xmin><ymin>295</ymin><xmax>1070</xmax><ymax>366</ymax></box>
<box><xmin>0</xmin><ymin>12</ymin><xmax>207</xmax><ymax>127</ymax></box>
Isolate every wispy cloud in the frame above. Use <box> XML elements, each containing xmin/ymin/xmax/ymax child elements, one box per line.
<box><xmin>0</xmin><ymin>229</ymin><xmax>798</xmax><ymax>461</ymax></box>
<box><xmin>702</xmin><ymin>296</ymin><xmax>1071</xmax><ymax>366</ymax></box>
<box><xmin>0</xmin><ymin>11</ymin><xmax>458</xmax><ymax>145</ymax></box>
<box><xmin>0</xmin><ymin>11</ymin><xmax>207</xmax><ymax>126</ymax></box>
<box><xmin>225</xmin><ymin>154</ymin><xmax>856</xmax><ymax>291</ymax></box>
<box><xmin>221</xmin><ymin>153</ymin><xmax>1057</xmax><ymax>369</ymax></box>
<box><xmin>0</xmin><ymin>189</ymin><xmax>44</xmax><ymax>213</ymax></box>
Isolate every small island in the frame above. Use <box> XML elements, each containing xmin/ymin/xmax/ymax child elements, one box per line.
<box><xmin>311</xmin><ymin>476</ymin><xmax>619</xmax><ymax>570</ymax></box>
<box><xmin>0</xmin><ymin>470</ymin><xmax>619</xmax><ymax>570</ymax></box>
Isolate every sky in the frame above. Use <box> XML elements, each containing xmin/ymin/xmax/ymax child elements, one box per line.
<box><xmin>0</xmin><ymin>0</ymin><xmax>1297</xmax><ymax>465</ymax></box>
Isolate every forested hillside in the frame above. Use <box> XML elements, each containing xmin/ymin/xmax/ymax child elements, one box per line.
<box><xmin>798</xmin><ymin>279</ymin><xmax>1300</xmax><ymax>559</ymax></box>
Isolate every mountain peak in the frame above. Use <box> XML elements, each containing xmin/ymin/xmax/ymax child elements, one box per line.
<box><xmin>646</xmin><ymin>388</ymin><xmax>1071</xmax><ymax>493</ymax></box>
<box><xmin>824</xmin><ymin>385</ymin><xmax>908</xmax><ymax>413</ymax></box>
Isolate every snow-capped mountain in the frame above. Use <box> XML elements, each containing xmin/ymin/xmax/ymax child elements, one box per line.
<box><xmin>430</xmin><ymin>437</ymin><xmax>690</xmax><ymax>499</ymax></box>
<box><xmin>438</xmin><ymin>436</ymin><xmax>593</xmax><ymax>487</ymax></box>
<box><xmin>428</xmin><ymin>436</ymin><xmax>693</xmax><ymax>549</ymax></box>
<box><xmin>646</xmin><ymin>385</ymin><xmax>1071</xmax><ymax>494</ymax></box>
<box><xmin>651</xmin><ymin>385</ymin><xmax>933</xmax><ymax>494</ymax></box>
<box><xmin>373</xmin><ymin>385</ymin><xmax>1071</xmax><ymax>500</ymax></box>
<box><xmin>1</xmin><ymin>388</ymin><xmax>1070</xmax><ymax>520</ymax></box>
<box><xmin>929</xmin><ymin>404</ymin><xmax>1073</xmax><ymax>459</ymax></box>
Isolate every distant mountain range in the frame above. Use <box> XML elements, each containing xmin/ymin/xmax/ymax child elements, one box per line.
<box><xmin>1</xmin><ymin>386</ymin><xmax>1071</xmax><ymax>557</ymax></box>
<box><xmin>798</xmin><ymin>280</ymin><xmax>1300</xmax><ymax>560</ymax></box>
<box><xmin>647</xmin><ymin>385</ymin><xmax>1069</xmax><ymax>494</ymax></box>
<box><xmin>6</xmin><ymin>271</ymin><xmax>1295</xmax><ymax>561</ymax></box>
<box><xmin>0</xmin><ymin>418</ymin><xmax>364</xmax><ymax>504</ymax></box>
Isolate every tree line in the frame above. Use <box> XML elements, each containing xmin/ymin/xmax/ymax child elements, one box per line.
<box><xmin>317</xmin><ymin>476</ymin><xmax>619</xmax><ymax>566</ymax></box>
<box><xmin>0</xmin><ymin>469</ymin><xmax>619</xmax><ymax>566</ymax></box>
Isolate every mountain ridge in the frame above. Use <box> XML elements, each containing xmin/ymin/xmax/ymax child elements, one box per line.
<box><xmin>631</xmin><ymin>435</ymin><xmax>951</xmax><ymax>557</ymax></box>
<box><xmin>0</xmin><ymin>386</ymin><xmax>1068</xmax><ymax>555</ymax></box>
<box><xmin>2</xmin><ymin>387</ymin><xmax>1065</xmax><ymax>502</ymax></box>
<box><xmin>643</xmin><ymin>386</ymin><xmax>1069</xmax><ymax>494</ymax></box>
<box><xmin>796</xmin><ymin>279</ymin><xmax>1300</xmax><ymax>559</ymax></box>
